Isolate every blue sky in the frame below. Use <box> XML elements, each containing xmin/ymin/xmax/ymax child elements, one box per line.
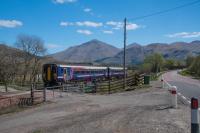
<box><xmin>0</xmin><ymin>0</ymin><xmax>200</xmax><ymax>54</ymax></box>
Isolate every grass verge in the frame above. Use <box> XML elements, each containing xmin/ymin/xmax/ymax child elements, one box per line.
<box><xmin>178</xmin><ymin>69</ymin><xmax>200</xmax><ymax>80</ymax></box>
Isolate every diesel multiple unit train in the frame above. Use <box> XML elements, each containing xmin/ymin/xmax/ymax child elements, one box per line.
<box><xmin>42</xmin><ymin>64</ymin><xmax>125</xmax><ymax>86</ymax></box>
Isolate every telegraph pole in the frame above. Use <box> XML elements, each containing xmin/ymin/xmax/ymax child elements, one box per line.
<box><xmin>123</xmin><ymin>18</ymin><xmax>127</xmax><ymax>90</ymax></box>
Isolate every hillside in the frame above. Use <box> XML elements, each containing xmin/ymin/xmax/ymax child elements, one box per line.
<box><xmin>0</xmin><ymin>44</ymin><xmax>57</xmax><ymax>64</ymax></box>
<box><xmin>0</xmin><ymin>44</ymin><xmax>21</xmax><ymax>54</ymax></box>
<box><xmin>97</xmin><ymin>41</ymin><xmax>200</xmax><ymax>65</ymax></box>
<box><xmin>51</xmin><ymin>39</ymin><xmax>120</xmax><ymax>63</ymax></box>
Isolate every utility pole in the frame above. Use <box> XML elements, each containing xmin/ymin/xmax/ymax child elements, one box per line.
<box><xmin>123</xmin><ymin>18</ymin><xmax>127</xmax><ymax>90</ymax></box>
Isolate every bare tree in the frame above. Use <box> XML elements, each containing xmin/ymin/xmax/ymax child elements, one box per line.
<box><xmin>15</xmin><ymin>34</ymin><xmax>46</xmax><ymax>85</ymax></box>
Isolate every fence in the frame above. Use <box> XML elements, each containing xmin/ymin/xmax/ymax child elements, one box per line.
<box><xmin>0</xmin><ymin>85</ymin><xmax>49</xmax><ymax>109</ymax></box>
<box><xmin>0</xmin><ymin>93</ymin><xmax>30</xmax><ymax>109</ymax></box>
<box><xmin>94</xmin><ymin>73</ymin><xmax>145</xmax><ymax>94</ymax></box>
<box><xmin>0</xmin><ymin>73</ymin><xmax>146</xmax><ymax>109</ymax></box>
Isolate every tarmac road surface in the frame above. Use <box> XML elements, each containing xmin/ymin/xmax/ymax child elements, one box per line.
<box><xmin>163</xmin><ymin>70</ymin><xmax>200</xmax><ymax>105</ymax></box>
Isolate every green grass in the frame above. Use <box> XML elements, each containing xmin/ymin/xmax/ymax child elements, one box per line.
<box><xmin>178</xmin><ymin>69</ymin><xmax>191</xmax><ymax>76</ymax></box>
<box><xmin>150</xmin><ymin>74</ymin><xmax>158</xmax><ymax>81</ymax></box>
<box><xmin>179</xmin><ymin>69</ymin><xmax>200</xmax><ymax>79</ymax></box>
<box><xmin>9</xmin><ymin>84</ymin><xmax>31</xmax><ymax>91</ymax></box>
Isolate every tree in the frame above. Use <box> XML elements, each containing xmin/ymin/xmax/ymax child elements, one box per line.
<box><xmin>15</xmin><ymin>34</ymin><xmax>46</xmax><ymax>84</ymax></box>
<box><xmin>186</xmin><ymin>56</ymin><xmax>195</xmax><ymax>68</ymax></box>
<box><xmin>140</xmin><ymin>63</ymin><xmax>152</xmax><ymax>74</ymax></box>
<box><xmin>189</xmin><ymin>56</ymin><xmax>200</xmax><ymax>76</ymax></box>
<box><xmin>144</xmin><ymin>53</ymin><xmax>164</xmax><ymax>73</ymax></box>
<box><xmin>0</xmin><ymin>45</ymin><xmax>20</xmax><ymax>92</ymax></box>
<box><xmin>164</xmin><ymin>59</ymin><xmax>175</xmax><ymax>70</ymax></box>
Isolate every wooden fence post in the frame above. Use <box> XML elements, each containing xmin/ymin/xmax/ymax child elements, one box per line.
<box><xmin>59</xmin><ymin>84</ymin><xmax>63</xmax><ymax>98</ymax></box>
<box><xmin>108</xmin><ymin>79</ymin><xmax>111</xmax><ymax>94</ymax></box>
<box><xmin>53</xmin><ymin>87</ymin><xmax>55</xmax><ymax>98</ymax></box>
<box><xmin>43</xmin><ymin>87</ymin><xmax>46</xmax><ymax>102</ymax></box>
<box><xmin>108</xmin><ymin>68</ymin><xmax>111</xmax><ymax>94</ymax></box>
<box><xmin>94</xmin><ymin>79</ymin><xmax>97</xmax><ymax>93</ymax></box>
<box><xmin>31</xmin><ymin>83</ymin><xmax>34</xmax><ymax>105</ymax></box>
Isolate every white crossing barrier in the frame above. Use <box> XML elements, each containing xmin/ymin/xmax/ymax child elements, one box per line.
<box><xmin>161</xmin><ymin>77</ymin><xmax>177</xmax><ymax>108</ymax></box>
<box><xmin>170</xmin><ymin>86</ymin><xmax>177</xmax><ymax>109</ymax></box>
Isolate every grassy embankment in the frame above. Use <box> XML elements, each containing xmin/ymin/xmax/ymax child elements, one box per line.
<box><xmin>179</xmin><ymin>69</ymin><xmax>200</xmax><ymax>79</ymax></box>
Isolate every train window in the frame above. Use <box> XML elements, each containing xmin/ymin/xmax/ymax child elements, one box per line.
<box><xmin>80</xmin><ymin>71</ymin><xmax>84</xmax><ymax>74</ymax></box>
<box><xmin>74</xmin><ymin>71</ymin><xmax>79</xmax><ymax>74</ymax></box>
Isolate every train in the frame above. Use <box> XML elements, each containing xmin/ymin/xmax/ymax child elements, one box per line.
<box><xmin>42</xmin><ymin>64</ymin><xmax>125</xmax><ymax>86</ymax></box>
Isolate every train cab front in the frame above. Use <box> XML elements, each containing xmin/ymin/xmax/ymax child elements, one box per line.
<box><xmin>42</xmin><ymin>64</ymin><xmax>58</xmax><ymax>87</ymax></box>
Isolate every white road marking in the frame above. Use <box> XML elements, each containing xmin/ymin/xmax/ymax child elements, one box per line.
<box><xmin>182</xmin><ymin>96</ymin><xmax>187</xmax><ymax>100</ymax></box>
<box><xmin>162</xmin><ymin>76</ymin><xmax>200</xmax><ymax>111</ymax></box>
<box><xmin>163</xmin><ymin>79</ymin><xmax>200</xmax><ymax>111</ymax></box>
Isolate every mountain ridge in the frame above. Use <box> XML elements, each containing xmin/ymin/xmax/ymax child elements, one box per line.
<box><xmin>51</xmin><ymin>39</ymin><xmax>120</xmax><ymax>63</ymax></box>
<box><xmin>96</xmin><ymin>40</ymin><xmax>200</xmax><ymax>65</ymax></box>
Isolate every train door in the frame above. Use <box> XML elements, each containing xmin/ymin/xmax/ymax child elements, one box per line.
<box><xmin>66</xmin><ymin>67</ymin><xmax>72</xmax><ymax>80</ymax></box>
<box><xmin>63</xmin><ymin>68</ymin><xmax>67</xmax><ymax>82</ymax></box>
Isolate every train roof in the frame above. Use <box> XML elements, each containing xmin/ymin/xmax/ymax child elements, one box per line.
<box><xmin>58</xmin><ymin>65</ymin><xmax>107</xmax><ymax>70</ymax></box>
<box><xmin>57</xmin><ymin>64</ymin><xmax>125</xmax><ymax>70</ymax></box>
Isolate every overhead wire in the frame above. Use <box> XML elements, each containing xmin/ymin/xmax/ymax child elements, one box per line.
<box><xmin>128</xmin><ymin>0</ymin><xmax>200</xmax><ymax>21</ymax></box>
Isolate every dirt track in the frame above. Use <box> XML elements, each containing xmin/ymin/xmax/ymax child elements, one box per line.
<box><xmin>0</xmin><ymin>81</ymin><xmax>190</xmax><ymax>133</ymax></box>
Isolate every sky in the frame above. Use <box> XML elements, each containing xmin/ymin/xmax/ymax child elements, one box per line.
<box><xmin>0</xmin><ymin>0</ymin><xmax>200</xmax><ymax>54</ymax></box>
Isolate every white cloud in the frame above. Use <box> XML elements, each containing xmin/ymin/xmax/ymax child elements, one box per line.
<box><xmin>0</xmin><ymin>19</ymin><xmax>23</xmax><ymax>28</ymax></box>
<box><xmin>60</xmin><ymin>21</ymin><xmax>103</xmax><ymax>28</ymax></box>
<box><xmin>53</xmin><ymin>0</ymin><xmax>77</xmax><ymax>4</ymax></box>
<box><xmin>106</xmin><ymin>21</ymin><xmax>139</xmax><ymax>31</ymax></box>
<box><xmin>103</xmin><ymin>30</ymin><xmax>113</xmax><ymax>34</ymax></box>
<box><xmin>106</xmin><ymin>21</ymin><xmax>123</xmax><ymax>30</ymax></box>
<box><xmin>60</xmin><ymin>21</ymin><xmax>73</xmax><ymax>26</ymax></box>
<box><xmin>76</xmin><ymin>21</ymin><xmax>103</xmax><ymax>27</ymax></box>
<box><xmin>84</xmin><ymin>8</ymin><xmax>92</xmax><ymax>12</ymax></box>
<box><xmin>126</xmin><ymin>23</ymin><xmax>139</xmax><ymax>30</ymax></box>
<box><xmin>77</xmin><ymin>30</ymin><xmax>93</xmax><ymax>35</ymax></box>
<box><xmin>167</xmin><ymin>32</ymin><xmax>200</xmax><ymax>38</ymax></box>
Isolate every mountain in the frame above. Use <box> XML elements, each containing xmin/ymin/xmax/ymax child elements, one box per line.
<box><xmin>126</xmin><ymin>43</ymin><xmax>141</xmax><ymax>49</ymax></box>
<box><xmin>97</xmin><ymin>41</ymin><xmax>200</xmax><ymax>65</ymax></box>
<box><xmin>96</xmin><ymin>43</ymin><xmax>145</xmax><ymax>65</ymax></box>
<box><xmin>51</xmin><ymin>39</ymin><xmax>120</xmax><ymax>63</ymax></box>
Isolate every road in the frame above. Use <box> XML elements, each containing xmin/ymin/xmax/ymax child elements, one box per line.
<box><xmin>163</xmin><ymin>70</ymin><xmax>200</xmax><ymax>104</ymax></box>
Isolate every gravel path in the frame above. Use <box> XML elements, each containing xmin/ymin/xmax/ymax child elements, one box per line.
<box><xmin>0</xmin><ymin>81</ymin><xmax>190</xmax><ymax>133</ymax></box>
